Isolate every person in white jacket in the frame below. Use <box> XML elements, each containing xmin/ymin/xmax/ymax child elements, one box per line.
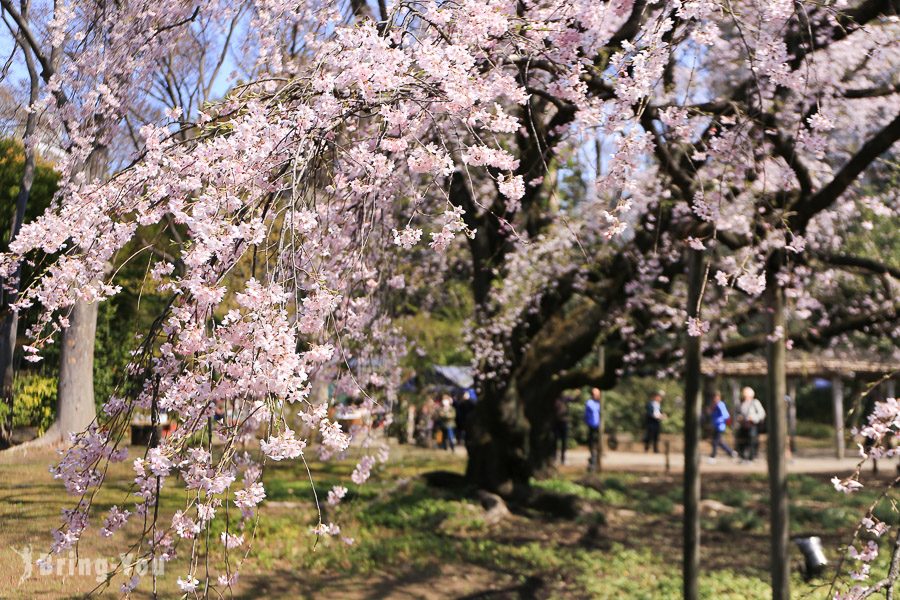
<box><xmin>736</xmin><ymin>387</ymin><xmax>766</xmax><ymax>461</ymax></box>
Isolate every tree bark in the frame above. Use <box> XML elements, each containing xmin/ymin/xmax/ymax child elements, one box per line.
<box><xmin>683</xmin><ymin>249</ymin><xmax>703</xmax><ymax>600</ymax></box>
<box><xmin>465</xmin><ymin>376</ymin><xmax>531</xmax><ymax>498</ymax></box>
<box><xmin>466</xmin><ymin>324</ymin><xmax>623</xmax><ymax>494</ymax></box>
<box><xmin>56</xmin><ymin>298</ymin><xmax>100</xmax><ymax>438</ymax></box>
<box><xmin>53</xmin><ymin>145</ymin><xmax>108</xmax><ymax>441</ymax></box>
<box><xmin>36</xmin><ymin>148</ymin><xmax>107</xmax><ymax>445</ymax></box>
<box><xmin>766</xmin><ymin>258</ymin><xmax>790</xmax><ymax>600</ymax></box>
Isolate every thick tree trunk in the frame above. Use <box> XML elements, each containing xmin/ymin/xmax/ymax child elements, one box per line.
<box><xmin>466</xmin><ymin>337</ymin><xmax>623</xmax><ymax>493</ymax></box>
<box><xmin>682</xmin><ymin>249</ymin><xmax>703</xmax><ymax>600</ymax></box>
<box><xmin>465</xmin><ymin>284</ymin><xmax>626</xmax><ymax>493</ymax></box>
<box><xmin>766</xmin><ymin>261</ymin><xmax>790</xmax><ymax>600</ymax></box>
<box><xmin>35</xmin><ymin>149</ymin><xmax>106</xmax><ymax>446</ymax></box>
<box><xmin>465</xmin><ymin>377</ymin><xmax>531</xmax><ymax>497</ymax></box>
<box><xmin>55</xmin><ymin>299</ymin><xmax>100</xmax><ymax>439</ymax></box>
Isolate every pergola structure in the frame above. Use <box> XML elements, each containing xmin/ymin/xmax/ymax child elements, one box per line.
<box><xmin>702</xmin><ymin>356</ymin><xmax>898</xmax><ymax>458</ymax></box>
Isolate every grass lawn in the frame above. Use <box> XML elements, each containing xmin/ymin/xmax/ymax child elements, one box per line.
<box><xmin>0</xmin><ymin>442</ymin><xmax>894</xmax><ymax>598</ymax></box>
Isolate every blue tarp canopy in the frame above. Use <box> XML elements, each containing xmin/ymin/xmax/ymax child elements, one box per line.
<box><xmin>431</xmin><ymin>365</ymin><xmax>474</xmax><ymax>389</ymax></box>
<box><xmin>401</xmin><ymin>365</ymin><xmax>475</xmax><ymax>393</ymax></box>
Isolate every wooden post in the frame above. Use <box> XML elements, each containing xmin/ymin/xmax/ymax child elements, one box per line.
<box><xmin>766</xmin><ymin>261</ymin><xmax>789</xmax><ymax>600</ymax></box>
<box><xmin>598</xmin><ymin>347</ymin><xmax>605</xmax><ymax>473</ymax></box>
<box><xmin>787</xmin><ymin>381</ymin><xmax>798</xmax><ymax>456</ymax></box>
<box><xmin>665</xmin><ymin>440</ymin><xmax>671</xmax><ymax>474</ymax></box>
<box><xmin>730</xmin><ymin>379</ymin><xmax>741</xmax><ymax>410</ymax></box>
<box><xmin>682</xmin><ymin>249</ymin><xmax>703</xmax><ymax>600</ymax></box>
<box><xmin>832</xmin><ymin>377</ymin><xmax>845</xmax><ymax>460</ymax></box>
<box><xmin>888</xmin><ymin>380</ymin><xmax>896</xmax><ymax>400</ymax></box>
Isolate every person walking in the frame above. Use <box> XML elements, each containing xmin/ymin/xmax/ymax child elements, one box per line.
<box><xmin>585</xmin><ymin>388</ymin><xmax>602</xmax><ymax>471</ymax></box>
<box><xmin>553</xmin><ymin>392</ymin><xmax>572</xmax><ymax>465</ymax></box>
<box><xmin>737</xmin><ymin>386</ymin><xmax>766</xmax><ymax>461</ymax></box>
<box><xmin>455</xmin><ymin>390</ymin><xmax>475</xmax><ymax>446</ymax></box>
<box><xmin>417</xmin><ymin>399</ymin><xmax>435</xmax><ymax>448</ymax></box>
<box><xmin>644</xmin><ymin>391</ymin><xmax>665</xmax><ymax>453</ymax></box>
<box><xmin>707</xmin><ymin>391</ymin><xmax>737</xmax><ymax>462</ymax></box>
<box><xmin>439</xmin><ymin>395</ymin><xmax>457</xmax><ymax>452</ymax></box>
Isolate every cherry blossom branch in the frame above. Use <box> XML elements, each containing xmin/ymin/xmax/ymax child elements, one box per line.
<box><xmin>794</xmin><ymin>112</ymin><xmax>900</xmax><ymax>229</ymax></box>
<box><xmin>816</xmin><ymin>253</ymin><xmax>900</xmax><ymax>280</ymax></box>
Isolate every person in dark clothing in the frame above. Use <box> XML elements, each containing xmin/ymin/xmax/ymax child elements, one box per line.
<box><xmin>455</xmin><ymin>390</ymin><xmax>475</xmax><ymax>446</ymax></box>
<box><xmin>644</xmin><ymin>391</ymin><xmax>665</xmax><ymax>453</ymax></box>
<box><xmin>585</xmin><ymin>388</ymin><xmax>602</xmax><ymax>471</ymax></box>
<box><xmin>553</xmin><ymin>393</ymin><xmax>572</xmax><ymax>464</ymax></box>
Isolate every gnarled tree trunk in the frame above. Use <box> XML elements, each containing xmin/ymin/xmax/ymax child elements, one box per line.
<box><xmin>466</xmin><ymin>295</ymin><xmax>624</xmax><ymax>495</ymax></box>
<box><xmin>465</xmin><ymin>377</ymin><xmax>532</xmax><ymax>497</ymax></box>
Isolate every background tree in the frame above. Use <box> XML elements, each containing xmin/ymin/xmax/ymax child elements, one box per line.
<box><xmin>0</xmin><ymin>137</ymin><xmax>57</xmax><ymax>446</ymax></box>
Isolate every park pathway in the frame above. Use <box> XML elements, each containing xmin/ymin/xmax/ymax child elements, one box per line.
<box><xmin>563</xmin><ymin>446</ymin><xmax>870</xmax><ymax>474</ymax></box>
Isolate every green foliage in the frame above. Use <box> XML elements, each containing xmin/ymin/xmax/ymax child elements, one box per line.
<box><xmin>397</xmin><ymin>308</ymin><xmax>472</xmax><ymax>374</ymax></box>
<box><xmin>792</xmin><ymin>505</ymin><xmax>856</xmax><ymax>532</ymax></box>
<box><xmin>0</xmin><ymin>136</ymin><xmax>177</xmax><ymax>411</ymax></box>
<box><xmin>0</xmin><ymin>373</ymin><xmax>57</xmax><ymax>433</ymax></box>
<box><xmin>714</xmin><ymin>488</ymin><xmax>752</xmax><ymax>508</ymax></box>
<box><xmin>842</xmin><ymin>185</ymin><xmax>900</xmax><ymax>271</ymax></box>
<box><xmin>531</xmin><ymin>478</ymin><xmax>603</xmax><ymax>501</ymax></box>
<box><xmin>645</xmin><ymin>495</ymin><xmax>675</xmax><ymax>514</ymax></box>
<box><xmin>0</xmin><ymin>138</ymin><xmax>59</xmax><ymax>252</ymax></box>
<box><xmin>707</xmin><ymin>509</ymin><xmax>763</xmax><ymax>533</ymax></box>
<box><xmin>93</xmin><ymin>297</ymin><xmax>141</xmax><ymax>410</ymax></box>
<box><xmin>574</xmin><ymin>544</ymin><xmax>795</xmax><ymax>599</ymax></box>
<box><xmin>566</xmin><ymin>377</ymin><xmax>686</xmax><ymax>441</ymax></box>
<box><xmin>0</xmin><ymin>138</ymin><xmax>62</xmax><ymax>386</ymax></box>
<box><xmin>872</xmin><ymin>501</ymin><xmax>900</xmax><ymax>526</ymax></box>
<box><xmin>795</xmin><ymin>419</ymin><xmax>835</xmax><ymax>440</ymax></box>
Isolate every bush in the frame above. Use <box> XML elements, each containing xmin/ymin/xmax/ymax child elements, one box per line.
<box><xmin>713</xmin><ymin>488</ymin><xmax>751</xmax><ymax>508</ymax></box>
<box><xmin>795</xmin><ymin>420</ymin><xmax>834</xmax><ymax>440</ymax></box>
<box><xmin>645</xmin><ymin>496</ymin><xmax>675</xmax><ymax>514</ymax></box>
<box><xmin>532</xmin><ymin>478</ymin><xmax>603</xmax><ymax>502</ymax></box>
<box><xmin>793</xmin><ymin>504</ymin><xmax>857</xmax><ymax>532</ymax></box>
<box><xmin>709</xmin><ymin>509</ymin><xmax>762</xmax><ymax>533</ymax></box>
<box><xmin>2</xmin><ymin>373</ymin><xmax>57</xmax><ymax>434</ymax></box>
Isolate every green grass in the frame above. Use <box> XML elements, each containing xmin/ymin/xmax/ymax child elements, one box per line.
<box><xmin>1</xmin><ymin>443</ymin><xmax>896</xmax><ymax>598</ymax></box>
<box><xmin>575</xmin><ymin>544</ymin><xmax>788</xmax><ymax>599</ymax></box>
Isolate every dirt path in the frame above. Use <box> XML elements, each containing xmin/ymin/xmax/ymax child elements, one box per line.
<box><xmin>561</xmin><ymin>446</ymin><xmax>869</xmax><ymax>474</ymax></box>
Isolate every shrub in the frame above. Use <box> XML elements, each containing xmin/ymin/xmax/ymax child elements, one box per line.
<box><xmin>3</xmin><ymin>373</ymin><xmax>57</xmax><ymax>434</ymax></box>
<box><xmin>795</xmin><ymin>420</ymin><xmax>834</xmax><ymax>440</ymax></box>
<box><xmin>710</xmin><ymin>510</ymin><xmax>762</xmax><ymax>533</ymax></box>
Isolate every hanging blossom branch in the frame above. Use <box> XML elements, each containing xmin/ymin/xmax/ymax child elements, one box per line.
<box><xmin>829</xmin><ymin>385</ymin><xmax>900</xmax><ymax>599</ymax></box>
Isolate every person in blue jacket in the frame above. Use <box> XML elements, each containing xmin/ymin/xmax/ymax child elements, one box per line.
<box><xmin>584</xmin><ymin>388</ymin><xmax>602</xmax><ymax>471</ymax></box>
<box><xmin>707</xmin><ymin>391</ymin><xmax>737</xmax><ymax>461</ymax></box>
